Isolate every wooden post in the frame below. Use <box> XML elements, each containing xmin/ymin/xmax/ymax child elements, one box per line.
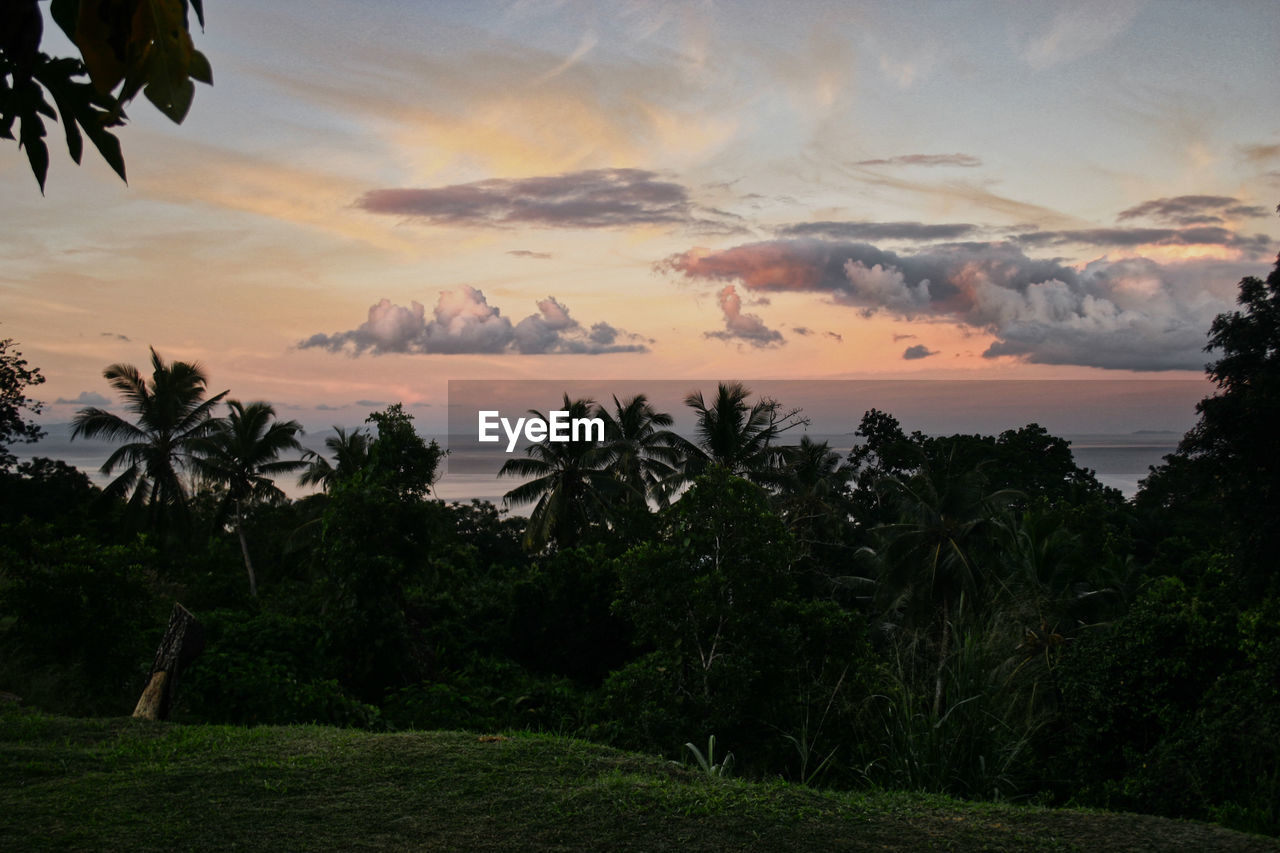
<box><xmin>132</xmin><ymin>603</ymin><xmax>204</xmax><ymax>721</ymax></box>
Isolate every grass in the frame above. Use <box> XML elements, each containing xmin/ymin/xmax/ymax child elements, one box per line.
<box><xmin>2</xmin><ymin>705</ymin><xmax>1276</xmax><ymax>852</ymax></box>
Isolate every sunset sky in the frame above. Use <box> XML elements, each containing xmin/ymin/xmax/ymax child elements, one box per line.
<box><xmin>4</xmin><ymin>0</ymin><xmax>1279</xmax><ymax>439</ymax></box>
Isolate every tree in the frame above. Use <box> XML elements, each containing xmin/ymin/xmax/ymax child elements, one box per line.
<box><xmin>1</xmin><ymin>0</ymin><xmax>212</xmax><ymax>192</ymax></box>
<box><xmin>71</xmin><ymin>347</ymin><xmax>227</xmax><ymax>532</ymax></box>
<box><xmin>363</xmin><ymin>403</ymin><xmax>443</xmax><ymax>501</ymax></box>
<box><xmin>681</xmin><ymin>382</ymin><xmax>807</xmax><ymax>485</ymax></box>
<box><xmin>299</xmin><ymin>426</ymin><xmax>370</xmax><ymax>492</ymax></box>
<box><xmin>0</xmin><ymin>337</ymin><xmax>45</xmax><ymax>472</ymax></box>
<box><xmin>193</xmin><ymin>400</ymin><xmax>306</xmax><ymax>597</ymax></box>
<box><xmin>500</xmin><ymin>395</ymin><xmax>616</xmax><ymax>551</ymax></box>
<box><xmin>595</xmin><ymin>394</ymin><xmax>683</xmax><ymax>510</ymax></box>
<box><xmin>1140</xmin><ymin>252</ymin><xmax>1280</xmax><ymax>591</ymax></box>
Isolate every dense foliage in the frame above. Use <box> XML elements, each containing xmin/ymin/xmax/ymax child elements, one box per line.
<box><xmin>1</xmin><ymin>255</ymin><xmax>1278</xmax><ymax>837</ymax></box>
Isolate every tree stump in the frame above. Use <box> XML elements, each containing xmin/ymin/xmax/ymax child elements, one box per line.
<box><xmin>132</xmin><ymin>603</ymin><xmax>204</xmax><ymax>721</ymax></box>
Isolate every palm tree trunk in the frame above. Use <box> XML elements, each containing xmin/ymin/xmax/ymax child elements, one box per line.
<box><xmin>933</xmin><ymin>599</ymin><xmax>949</xmax><ymax>718</ymax></box>
<box><xmin>235</xmin><ymin>504</ymin><xmax>258</xmax><ymax>597</ymax></box>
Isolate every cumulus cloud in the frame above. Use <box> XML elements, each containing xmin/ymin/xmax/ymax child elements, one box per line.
<box><xmin>853</xmin><ymin>153</ymin><xmax>982</xmax><ymax>168</ymax></box>
<box><xmin>704</xmin><ymin>285</ymin><xmax>784</xmax><ymax>347</ymax></box>
<box><xmin>356</xmin><ymin>168</ymin><xmax>738</xmax><ymax>232</ymax></box>
<box><xmin>902</xmin><ymin>344</ymin><xmax>939</xmax><ymax>360</ymax></box>
<box><xmin>300</xmin><ymin>287</ymin><xmax>648</xmax><ymax>356</ymax></box>
<box><xmin>779</xmin><ymin>220</ymin><xmax>978</xmax><ymax>241</ymax></box>
<box><xmin>660</xmin><ymin>238</ymin><xmax>1258</xmax><ymax>370</ymax></box>
<box><xmin>56</xmin><ymin>391</ymin><xmax>110</xmax><ymax>405</ymax></box>
<box><xmin>1117</xmin><ymin>195</ymin><xmax>1271</xmax><ymax>226</ymax></box>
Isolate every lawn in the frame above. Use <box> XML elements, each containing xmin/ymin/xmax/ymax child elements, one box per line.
<box><xmin>2</xmin><ymin>706</ymin><xmax>1275</xmax><ymax>852</ymax></box>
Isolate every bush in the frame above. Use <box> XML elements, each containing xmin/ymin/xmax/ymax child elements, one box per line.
<box><xmin>0</xmin><ymin>527</ymin><xmax>163</xmax><ymax>715</ymax></box>
<box><xmin>179</xmin><ymin>609</ymin><xmax>381</xmax><ymax>728</ymax></box>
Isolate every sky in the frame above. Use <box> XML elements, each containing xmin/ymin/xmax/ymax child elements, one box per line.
<box><xmin>4</xmin><ymin>0</ymin><xmax>1280</xmax><ymax>443</ymax></box>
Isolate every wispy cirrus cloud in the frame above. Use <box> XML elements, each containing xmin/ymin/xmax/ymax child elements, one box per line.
<box><xmin>356</xmin><ymin>168</ymin><xmax>742</xmax><ymax>233</ymax></box>
<box><xmin>660</xmin><ymin>237</ymin><xmax>1257</xmax><ymax>370</ymax></box>
<box><xmin>1021</xmin><ymin>0</ymin><xmax>1142</xmax><ymax>69</ymax></box>
<box><xmin>852</xmin><ymin>153</ymin><xmax>982</xmax><ymax>168</ymax></box>
<box><xmin>299</xmin><ymin>287</ymin><xmax>648</xmax><ymax>356</ymax></box>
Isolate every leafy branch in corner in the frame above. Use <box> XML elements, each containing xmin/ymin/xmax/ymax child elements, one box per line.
<box><xmin>0</xmin><ymin>0</ymin><xmax>212</xmax><ymax>193</ymax></box>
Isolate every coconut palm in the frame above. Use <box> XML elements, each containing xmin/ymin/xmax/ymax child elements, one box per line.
<box><xmin>193</xmin><ymin>400</ymin><xmax>307</xmax><ymax>596</ymax></box>
<box><xmin>71</xmin><ymin>347</ymin><xmax>228</xmax><ymax>532</ymax></box>
<box><xmin>774</xmin><ymin>435</ymin><xmax>853</xmax><ymax>548</ymax></box>
<box><xmin>299</xmin><ymin>426</ymin><xmax>371</xmax><ymax>491</ymax></box>
<box><xmin>500</xmin><ymin>395</ymin><xmax>618</xmax><ymax>551</ymax></box>
<box><xmin>681</xmin><ymin>381</ymin><xmax>806</xmax><ymax>485</ymax></box>
<box><xmin>595</xmin><ymin>394</ymin><xmax>684</xmax><ymax>510</ymax></box>
<box><xmin>857</xmin><ymin>450</ymin><xmax>1019</xmax><ymax>715</ymax></box>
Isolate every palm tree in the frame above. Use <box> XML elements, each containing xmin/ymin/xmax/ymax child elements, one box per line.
<box><xmin>681</xmin><ymin>381</ymin><xmax>807</xmax><ymax>485</ymax></box>
<box><xmin>859</xmin><ymin>449</ymin><xmax>1019</xmax><ymax>715</ymax></box>
<box><xmin>194</xmin><ymin>400</ymin><xmax>306</xmax><ymax>596</ymax></box>
<box><xmin>500</xmin><ymin>395</ymin><xmax>617</xmax><ymax>551</ymax></box>
<box><xmin>71</xmin><ymin>347</ymin><xmax>228</xmax><ymax>532</ymax></box>
<box><xmin>774</xmin><ymin>435</ymin><xmax>853</xmax><ymax>547</ymax></box>
<box><xmin>299</xmin><ymin>426</ymin><xmax>371</xmax><ymax>491</ymax></box>
<box><xmin>595</xmin><ymin>394</ymin><xmax>684</xmax><ymax>510</ymax></box>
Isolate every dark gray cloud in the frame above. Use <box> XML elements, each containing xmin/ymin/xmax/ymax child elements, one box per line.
<box><xmin>356</xmin><ymin>168</ymin><xmax>738</xmax><ymax>232</ymax></box>
<box><xmin>893</xmin><ymin>332</ymin><xmax>917</xmax><ymax>341</ymax></box>
<box><xmin>902</xmin><ymin>344</ymin><xmax>939</xmax><ymax>360</ymax></box>
<box><xmin>1014</xmin><ymin>225</ymin><xmax>1273</xmax><ymax>255</ymax></box>
<box><xmin>100</xmin><ymin>332</ymin><xmax>131</xmax><ymax>342</ymax></box>
<box><xmin>56</xmin><ymin>391</ymin><xmax>109</xmax><ymax>406</ymax></box>
<box><xmin>704</xmin><ymin>285</ymin><xmax>784</xmax><ymax>347</ymax></box>
<box><xmin>854</xmin><ymin>153</ymin><xmax>982</xmax><ymax>168</ymax></box>
<box><xmin>1118</xmin><ymin>195</ymin><xmax>1270</xmax><ymax>226</ymax></box>
<box><xmin>299</xmin><ymin>288</ymin><xmax>647</xmax><ymax>356</ymax></box>
<box><xmin>355</xmin><ymin>399</ymin><xmax>387</xmax><ymax>408</ymax></box>
<box><xmin>824</xmin><ymin>331</ymin><xmax>844</xmax><ymax>343</ymax></box>
<box><xmin>660</xmin><ymin>237</ymin><xmax>1261</xmax><ymax>370</ymax></box>
<box><xmin>779</xmin><ymin>220</ymin><xmax>978</xmax><ymax>241</ymax></box>
<box><xmin>792</xmin><ymin>326</ymin><xmax>813</xmax><ymax>336</ymax></box>
<box><xmin>507</xmin><ymin>249</ymin><xmax>552</xmax><ymax>259</ymax></box>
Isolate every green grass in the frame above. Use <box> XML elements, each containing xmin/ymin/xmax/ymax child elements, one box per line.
<box><xmin>1</xmin><ymin>705</ymin><xmax>1276</xmax><ymax>852</ymax></box>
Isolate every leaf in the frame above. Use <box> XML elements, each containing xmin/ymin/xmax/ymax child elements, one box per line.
<box><xmin>50</xmin><ymin>0</ymin><xmax>82</xmax><ymax>43</ymax></box>
<box><xmin>18</xmin><ymin>113</ymin><xmax>50</xmax><ymax>193</ymax></box>
<box><xmin>144</xmin><ymin>75</ymin><xmax>192</xmax><ymax>123</ymax></box>
<box><xmin>141</xmin><ymin>0</ymin><xmax>198</xmax><ymax>123</ymax></box>
<box><xmin>74</xmin><ymin>0</ymin><xmax>133</xmax><ymax>95</ymax></box>
<box><xmin>187</xmin><ymin>0</ymin><xmax>204</xmax><ymax>30</ymax></box>
<box><xmin>188</xmin><ymin>49</ymin><xmax>212</xmax><ymax>85</ymax></box>
<box><xmin>49</xmin><ymin>87</ymin><xmax>86</xmax><ymax>165</ymax></box>
<box><xmin>84</xmin><ymin>115</ymin><xmax>126</xmax><ymax>183</ymax></box>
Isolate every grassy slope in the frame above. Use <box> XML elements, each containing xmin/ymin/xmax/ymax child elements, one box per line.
<box><xmin>1</xmin><ymin>708</ymin><xmax>1276</xmax><ymax>852</ymax></box>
